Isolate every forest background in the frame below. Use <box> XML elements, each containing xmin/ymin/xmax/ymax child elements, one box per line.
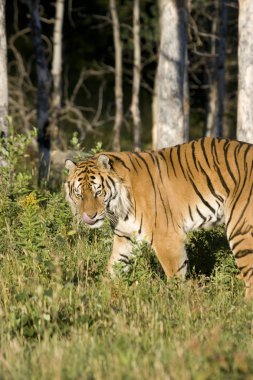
<box><xmin>3</xmin><ymin>1</ymin><xmax>242</xmax><ymax>167</ymax></box>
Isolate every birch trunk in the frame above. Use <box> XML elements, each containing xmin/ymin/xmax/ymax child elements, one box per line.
<box><xmin>110</xmin><ymin>0</ymin><xmax>123</xmax><ymax>152</ymax></box>
<box><xmin>156</xmin><ymin>0</ymin><xmax>188</xmax><ymax>149</ymax></box>
<box><xmin>0</xmin><ymin>0</ymin><xmax>8</xmax><ymax>136</ymax></box>
<box><xmin>237</xmin><ymin>0</ymin><xmax>253</xmax><ymax>143</ymax></box>
<box><xmin>51</xmin><ymin>0</ymin><xmax>64</xmax><ymax>148</ymax></box>
<box><xmin>130</xmin><ymin>0</ymin><xmax>141</xmax><ymax>152</ymax></box>
<box><xmin>27</xmin><ymin>0</ymin><xmax>51</xmax><ymax>186</ymax></box>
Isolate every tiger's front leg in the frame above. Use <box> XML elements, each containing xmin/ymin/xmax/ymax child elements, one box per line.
<box><xmin>153</xmin><ymin>235</ymin><xmax>188</xmax><ymax>280</ymax></box>
<box><xmin>107</xmin><ymin>234</ymin><xmax>133</xmax><ymax>276</ymax></box>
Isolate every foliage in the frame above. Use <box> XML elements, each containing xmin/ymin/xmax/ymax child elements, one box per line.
<box><xmin>0</xmin><ymin>133</ymin><xmax>253</xmax><ymax>379</ymax></box>
<box><xmin>70</xmin><ymin>132</ymin><xmax>103</xmax><ymax>162</ymax></box>
<box><xmin>6</xmin><ymin>0</ymin><xmax>239</xmax><ymax>151</ymax></box>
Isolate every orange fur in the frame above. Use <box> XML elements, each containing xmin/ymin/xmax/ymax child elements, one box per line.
<box><xmin>65</xmin><ymin>138</ymin><xmax>253</xmax><ymax>298</ymax></box>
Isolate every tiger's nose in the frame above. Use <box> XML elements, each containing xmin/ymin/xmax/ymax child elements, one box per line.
<box><xmin>88</xmin><ymin>212</ymin><xmax>97</xmax><ymax>219</ymax></box>
<box><xmin>83</xmin><ymin>212</ymin><xmax>97</xmax><ymax>225</ymax></box>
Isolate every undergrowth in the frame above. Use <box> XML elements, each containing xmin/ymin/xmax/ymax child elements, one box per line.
<box><xmin>0</xmin><ymin>132</ymin><xmax>252</xmax><ymax>380</ymax></box>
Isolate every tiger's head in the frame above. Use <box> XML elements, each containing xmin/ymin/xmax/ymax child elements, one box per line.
<box><xmin>65</xmin><ymin>155</ymin><xmax>132</xmax><ymax>228</ymax></box>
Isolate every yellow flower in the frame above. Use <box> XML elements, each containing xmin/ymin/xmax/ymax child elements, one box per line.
<box><xmin>18</xmin><ymin>192</ymin><xmax>38</xmax><ymax>207</ymax></box>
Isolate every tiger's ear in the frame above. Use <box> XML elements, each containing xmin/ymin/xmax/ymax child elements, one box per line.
<box><xmin>97</xmin><ymin>155</ymin><xmax>111</xmax><ymax>172</ymax></box>
<box><xmin>65</xmin><ymin>159</ymin><xmax>77</xmax><ymax>173</ymax></box>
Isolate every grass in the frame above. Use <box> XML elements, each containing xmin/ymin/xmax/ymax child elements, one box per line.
<box><xmin>0</xmin><ymin>134</ymin><xmax>253</xmax><ymax>379</ymax></box>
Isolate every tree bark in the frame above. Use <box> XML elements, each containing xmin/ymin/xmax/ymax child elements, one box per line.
<box><xmin>237</xmin><ymin>0</ymin><xmax>253</xmax><ymax>143</ymax></box>
<box><xmin>0</xmin><ymin>0</ymin><xmax>8</xmax><ymax>136</ymax></box>
<box><xmin>156</xmin><ymin>0</ymin><xmax>188</xmax><ymax>149</ymax></box>
<box><xmin>206</xmin><ymin>1</ymin><xmax>218</xmax><ymax>138</ymax></box>
<box><xmin>206</xmin><ymin>0</ymin><xmax>228</xmax><ymax>138</ymax></box>
<box><xmin>183</xmin><ymin>46</ymin><xmax>189</xmax><ymax>141</ymax></box>
<box><xmin>216</xmin><ymin>0</ymin><xmax>228</xmax><ymax>137</ymax></box>
<box><xmin>130</xmin><ymin>0</ymin><xmax>141</xmax><ymax>152</ymax></box>
<box><xmin>152</xmin><ymin>68</ymin><xmax>159</xmax><ymax>150</ymax></box>
<box><xmin>27</xmin><ymin>0</ymin><xmax>51</xmax><ymax>186</ymax></box>
<box><xmin>51</xmin><ymin>0</ymin><xmax>64</xmax><ymax>149</ymax></box>
<box><xmin>110</xmin><ymin>0</ymin><xmax>123</xmax><ymax>152</ymax></box>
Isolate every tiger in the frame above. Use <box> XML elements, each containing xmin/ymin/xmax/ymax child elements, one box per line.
<box><xmin>65</xmin><ymin>137</ymin><xmax>253</xmax><ymax>299</ymax></box>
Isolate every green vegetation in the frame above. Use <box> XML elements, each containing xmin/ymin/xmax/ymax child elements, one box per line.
<box><xmin>0</xmin><ymin>134</ymin><xmax>253</xmax><ymax>380</ymax></box>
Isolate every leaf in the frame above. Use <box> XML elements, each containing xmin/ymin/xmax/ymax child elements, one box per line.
<box><xmin>43</xmin><ymin>313</ymin><xmax>51</xmax><ymax>321</ymax></box>
<box><xmin>67</xmin><ymin>230</ymin><xmax>77</xmax><ymax>236</ymax></box>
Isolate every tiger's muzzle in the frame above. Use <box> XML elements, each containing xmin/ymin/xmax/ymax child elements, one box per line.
<box><xmin>82</xmin><ymin>212</ymin><xmax>104</xmax><ymax>228</ymax></box>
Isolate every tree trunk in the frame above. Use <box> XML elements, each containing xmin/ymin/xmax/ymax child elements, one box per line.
<box><xmin>156</xmin><ymin>0</ymin><xmax>188</xmax><ymax>149</ymax></box>
<box><xmin>130</xmin><ymin>0</ymin><xmax>141</xmax><ymax>152</ymax></box>
<box><xmin>206</xmin><ymin>0</ymin><xmax>228</xmax><ymax>138</ymax></box>
<box><xmin>27</xmin><ymin>0</ymin><xmax>51</xmax><ymax>186</ymax></box>
<box><xmin>51</xmin><ymin>0</ymin><xmax>64</xmax><ymax>149</ymax></box>
<box><xmin>183</xmin><ymin>46</ymin><xmax>189</xmax><ymax>141</ymax></box>
<box><xmin>0</xmin><ymin>0</ymin><xmax>8</xmax><ymax>136</ymax></box>
<box><xmin>152</xmin><ymin>68</ymin><xmax>159</xmax><ymax>149</ymax></box>
<box><xmin>110</xmin><ymin>0</ymin><xmax>123</xmax><ymax>152</ymax></box>
<box><xmin>237</xmin><ymin>0</ymin><xmax>253</xmax><ymax>143</ymax></box>
<box><xmin>216</xmin><ymin>0</ymin><xmax>228</xmax><ymax>137</ymax></box>
<box><xmin>206</xmin><ymin>1</ymin><xmax>219</xmax><ymax>138</ymax></box>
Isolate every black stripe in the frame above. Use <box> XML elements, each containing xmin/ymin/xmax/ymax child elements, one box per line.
<box><xmin>158</xmin><ymin>150</ymin><xmax>170</xmax><ymax>178</ymax></box>
<box><xmin>133</xmin><ymin>195</ymin><xmax>137</xmax><ymax>220</ymax></box>
<box><xmin>188</xmin><ymin>205</ymin><xmax>194</xmax><ymax>221</ymax></box>
<box><xmin>114</xmin><ymin>231</ymin><xmax>132</xmax><ymax>241</ymax></box>
<box><xmin>231</xmin><ymin>143</ymin><xmax>246</xmax><ymax>198</ymax></box>
<box><xmin>120</xmin><ymin>253</ymin><xmax>130</xmax><ymax>260</ymax></box>
<box><xmin>224</xmin><ymin>141</ymin><xmax>237</xmax><ymax>185</ymax></box>
<box><xmin>147</xmin><ymin>152</ymin><xmax>156</xmax><ymax>165</ymax></box>
<box><xmin>191</xmin><ymin>141</ymin><xmax>198</xmax><ymax>171</ymax></box>
<box><xmin>196</xmin><ymin>206</ymin><xmax>206</xmax><ymax>222</ymax></box>
<box><xmin>154</xmin><ymin>154</ymin><xmax>164</xmax><ymax>184</ymax></box>
<box><xmin>127</xmin><ymin>153</ymin><xmax>138</xmax><ymax>173</ymax></box>
<box><xmin>169</xmin><ymin>148</ymin><xmax>177</xmax><ymax>177</ymax></box>
<box><xmin>167</xmin><ymin>202</ymin><xmax>178</xmax><ymax>231</ymax></box>
<box><xmin>138</xmin><ymin>214</ymin><xmax>143</xmax><ymax>234</ymax></box>
<box><xmin>227</xmin><ymin>170</ymin><xmax>250</xmax><ymax>238</ymax></box>
<box><xmin>230</xmin><ymin>238</ymin><xmax>245</xmax><ymax>251</ymax></box>
<box><xmin>133</xmin><ymin>154</ymin><xmax>142</xmax><ymax>169</ymax></box>
<box><xmin>119</xmin><ymin>258</ymin><xmax>131</xmax><ymax>265</ymax></box>
<box><xmin>134</xmin><ymin>152</ymin><xmax>157</xmax><ymax>226</ymax></box>
<box><xmin>235</xmin><ymin>249</ymin><xmax>253</xmax><ymax>259</ymax></box>
<box><xmin>211</xmin><ymin>139</ymin><xmax>220</xmax><ymax>165</ymax></box>
<box><xmin>211</xmin><ymin>139</ymin><xmax>230</xmax><ymax>195</ymax></box>
<box><xmin>185</xmin><ymin>149</ymin><xmax>195</xmax><ymax>180</ymax></box>
<box><xmin>238</xmin><ymin>265</ymin><xmax>247</xmax><ymax>272</ymax></box>
<box><xmin>157</xmin><ymin>186</ymin><xmax>169</xmax><ymax>227</ymax></box>
<box><xmin>107</xmin><ymin>155</ymin><xmax>131</xmax><ymax>171</ymax></box>
<box><xmin>200</xmin><ymin>138</ymin><xmax>211</xmax><ymax>169</ymax></box>
<box><xmin>199</xmin><ymin>162</ymin><xmax>224</xmax><ymax>202</ymax></box>
<box><xmin>177</xmin><ymin>145</ymin><xmax>188</xmax><ymax>180</ymax></box>
<box><xmin>229</xmin><ymin>181</ymin><xmax>253</xmax><ymax>239</ymax></box>
<box><xmin>176</xmin><ymin>259</ymin><xmax>188</xmax><ymax>274</ymax></box>
<box><xmin>229</xmin><ymin>221</ymin><xmax>251</xmax><ymax>241</ymax></box>
<box><xmin>188</xmin><ymin>176</ymin><xmax>216</xmax><ymax>214</ymax></box>
<box><xmin>243</xmin><ymin>144</ymin><xmax>251</xmax><ymax>171</ymax></box>
<box><xmin>241</xmin><ymin>266</ymin><xmax>253</xmax><ymax>278</ymax></box>
<box><xmin>232</xmin><ymin>144</ymin><xmax>242</xmax><ymax>195</ymax></box>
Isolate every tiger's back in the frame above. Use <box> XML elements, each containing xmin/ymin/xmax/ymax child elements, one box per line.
<box><xmin>65</xmin><ymin>137</ymin><xmax>253</xmax><ymax>298</ymax></box>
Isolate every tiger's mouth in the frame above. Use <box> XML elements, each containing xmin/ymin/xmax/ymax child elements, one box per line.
<box><xmin>82</xmin><ymin>212</ymin><xmax>104</xmax><ymax>228</ymax></box>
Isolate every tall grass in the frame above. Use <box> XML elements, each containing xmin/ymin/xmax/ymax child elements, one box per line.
<box><xmin>0</xmin><ymin>132</ymin><xmax>252</xmax><ymax>379</ymax></box>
